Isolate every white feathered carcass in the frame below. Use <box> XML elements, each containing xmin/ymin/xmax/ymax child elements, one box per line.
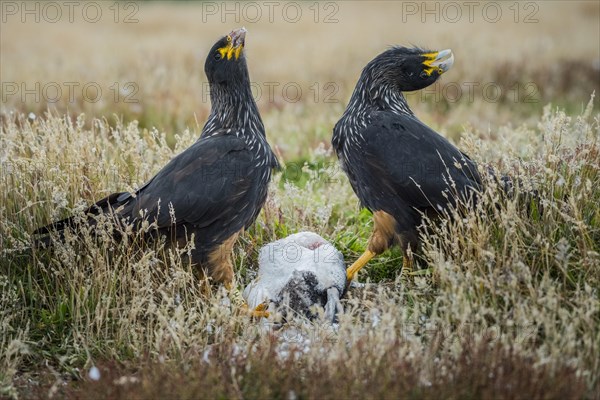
<box><xmin>243</xmin><ymin>232</ymin><xmax>346</xmax><ymax>322</ymax></box>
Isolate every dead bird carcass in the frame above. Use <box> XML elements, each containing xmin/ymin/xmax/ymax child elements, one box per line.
<box><xmin>243</xmin><ymin>232</ymin><xmax>346</xmax><ymax>322</ymax></box>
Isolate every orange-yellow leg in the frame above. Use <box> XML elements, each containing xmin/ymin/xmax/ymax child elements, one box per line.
<box><xmin>402</xmin><ymin>255</ymin><xmax>414</xmax><ymax>275</ymax></box>
<box><xmin>249</xmin><ymin>302</ymin><xmax>270</xmax><ymax>318</ymax></box>
<box><xmin>225</xmin><ymin>282</ymin><xmax>270</xmax><ymax>318</ymax></box>
<box><xmin>346</xmin><ymin>250</ymin><xmax>376</xmax><ymax>282</ymax></box>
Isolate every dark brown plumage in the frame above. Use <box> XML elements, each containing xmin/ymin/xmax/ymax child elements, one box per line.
<box><xmin>332</xmin><ymin>47</ymin><xmax>481</xmax><ymax>280</ymax></box>
<box><xmin>34</xmin><ymin>28</ymin><xmax>278</xmax><ymax>291</ymax></box>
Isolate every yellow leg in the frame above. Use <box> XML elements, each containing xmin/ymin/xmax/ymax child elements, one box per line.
<box><xmin>402</xmin><ymin>255</ymin><xmax>413</xmax><ymax>275</ymax></box>
<box><xmin>225</xmin><ymin>282</ymin><xmax>270</xmax><ymax>318</ymax></box>
<box><xmin>346</xmin><ymin>250</ymin><xmax>376</xmax><ymax>281</ymax></box>
<box><xmin>242</xmin><ymin>301</ymin><xmax>270</xmax><ymax>318</ymax></box>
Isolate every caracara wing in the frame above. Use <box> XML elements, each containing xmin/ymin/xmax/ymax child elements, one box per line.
<box><xmin>353</xmin><ymin>112</ymin><xmax>481</xmax><ymax>212</ymax></box>
<box><xmin>119</xmin><ymin>132</ymin><xmax>259</xmax><ymax>229</ymax></box>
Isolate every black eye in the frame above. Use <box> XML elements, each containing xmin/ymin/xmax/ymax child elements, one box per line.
<box><xmin>420</xmin><ymin>71</ymin><xmax>428</xmax><ymax>79</ymax></box>
<box><xmin>214</xmin><ymin>52</ymin><xmax>222</xmax><ymax>60</ymax></box>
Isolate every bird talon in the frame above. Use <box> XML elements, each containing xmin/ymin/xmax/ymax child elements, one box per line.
<box><xmin>250</xmin><ymin>309</ymin><xmax>270</xmax><ymax>318</ymax></box>
<box><xmin>346</xmin><ymin>271</ymin><xmax>356</xmax><ymax>282</ymax></box>
<box><xmin>243</xmin><ymin>302</ymin><xmax>270</xmax><ymax>318</ymax></box>
<box><xmin>402</xmin><ymin>255</ymin><xmax>414</xmax><ymax>274</ymax></box>
<box><xmin>346</xmin><ymin>249</ymin><xmax>376</xmax><ymax>284</ymax></box>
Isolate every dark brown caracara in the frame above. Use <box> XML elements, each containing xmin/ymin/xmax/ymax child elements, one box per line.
<box><xmin>34</xmin><ymin>28</ymin><xmax>278</xmax><ymax>312</ymax></box>
<box><xmin>331</xmin><ymin>47</ymin><xmax>481</xmax><ymax>282</ymax></box>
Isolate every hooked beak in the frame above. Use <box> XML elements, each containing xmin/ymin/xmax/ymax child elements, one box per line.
<box><xmin>219</xmin><ymin>27</ymin><xmax>247</xmax><ymax>60</ymax></box>
<box><xmin>229</xmin><ymin>26</ymin><xmax>246</xmax><ymax>48</ymax></box>
<box><xmin>422</xmin><ymin>49</ymin><xmax>454</xmax><ymax>76</ymax></box>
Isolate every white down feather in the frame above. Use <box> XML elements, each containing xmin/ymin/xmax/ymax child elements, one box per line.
<box><xmin>243</xmin><ymin>231</ymin><xmax>346</xmax><ymax>309</ymax></box>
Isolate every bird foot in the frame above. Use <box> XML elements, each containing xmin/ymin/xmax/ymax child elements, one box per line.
<box><xmin>349</xmin><ymin>280</ymin><xmax>365</xmax><ymax>288</ymax></box>
<box><xmin>400</xmin><ymin>256</ymin><xmax>415</xmax><ymax>283</ymax></box>
<box><xmin>243</xmin><ymin>302</ymin><xmax>270</xmax><ymax>319</ymax></box>
<box><xmin>226</xmin><ymin>283</ymin><xmax>270</xmax><ymax>318</ymax></box>
<box><xmin>346</xmin><ymin>250</ymin><xmax>376</xmax><ymax>283</ymax></box>
<box><xmin>402</xmin><ymin>256</ymin><xmax>414</xmax><ymax>275</ymax></box>
<box><xmin>324</xmin><ymin>287</ymin><xmax>343</xmax><ymax>323</ymax></box>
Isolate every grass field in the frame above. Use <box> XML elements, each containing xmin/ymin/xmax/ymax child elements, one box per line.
<box><xmin>1</xmin><ymin>1</ymin><xmax>599</xmax><ymax>398</ymax></box>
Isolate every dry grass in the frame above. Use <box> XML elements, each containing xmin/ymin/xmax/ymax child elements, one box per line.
<box><xmin>1</xmin><ymin>99</ymin><xmax>598</xmax><ymax>399</ymax></box>
<box><xmin>1</xmin><ymin>1</ymin><xmax>600</xmax><ymax>399</ymax></box>
<box><xmin>22</xmin><ymin>340</ymin><xmax>588</xmax><ymax>399</ymax></box>
<box><xmin>1</xmin><ymin>2</ymin><xmax>599</xmax><ymax>152</ymax></box>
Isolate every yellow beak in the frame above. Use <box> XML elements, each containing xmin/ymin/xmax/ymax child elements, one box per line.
<box><xmin>218</xmin><ymin>27</ymin><xmax>246</xmax><ymax>61</ymax></box>
<box><xmin>422</xmin><ymin>49</ymin><xmax>454</xmax><ymax>76</ymax></box>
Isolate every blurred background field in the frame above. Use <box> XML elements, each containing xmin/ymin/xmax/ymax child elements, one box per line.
<box><xmin>2</xmin><ymin>1</ymin><xmax>599</xmax><ymax>159</ymax></box>
<box><xmin>1</xmin><ymin>1</ymin><xmax>599</xmax><ymax>398</ymax></box>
